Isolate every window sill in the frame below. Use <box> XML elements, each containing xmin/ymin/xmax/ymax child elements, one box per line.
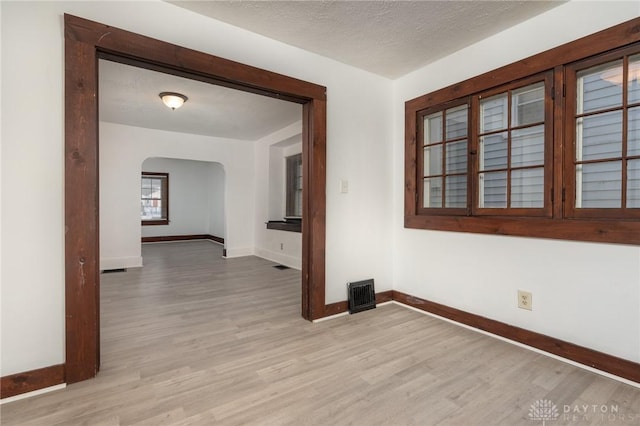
<box><xmin>266</xmin><ymin>218</ymin><xmax>301</xmax><ymax>233</ymax></box>
<box><xmin>404</xmin><ymin>214</ymin><xmax>640</xmax><ymax>245</ymax></box>
<box><xmin>141</xmin><ymin>219</ymin><xmax>169</xmax><ymax>226</ymax></box>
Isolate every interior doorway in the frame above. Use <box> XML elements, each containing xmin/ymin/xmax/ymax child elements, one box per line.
<box><xmin>64</xmin><ymin>14</ymin><xmax>327</xmax><ymax>384</ymax></box>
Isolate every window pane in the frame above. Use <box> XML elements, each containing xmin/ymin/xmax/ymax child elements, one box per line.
<box><xmin>511</xmin><ymin>125</ymin><xmax>544</xmax><ymax>168</ymax></box>
<box><xmin>445</xmin><ymin>175</ymin><xmax>467</xmax><ymax>208</ymax></box>
<box><xmin>446</xmin><ymin>140</ymin><xmax>467</xmax><ymax>173</ymax></box>
<box><xmin>423</xmin><ymin>177</ymin><xmax>442</xmax><ymax>208</ymax></box>
<box><xmin>577</xmin><ymin>60</ymin><xmax>623</xmax><ymax>114</ymax></box>
<box><xmin>480</xmin><ymin>93</ymin><xmax>507</xmax><ymax>133</ymax></box>
<box><xmin>445</xmin><ymin>105</ymin><xmax>468</xmax><ymax>139</ymax></box>
<box><xmin>479</xmin><ymin>132</ymin><xmax>508</xmax><ymax>171</ymax></box>
<box><xmin>141</xmin><ymin>188</ymin><xmax>153</xmax><ymax>198</ymax></box>
<box><xmin>628</xmin><ymin>159</ymin><xmax>640</xmax><ymax>208</ymax></box>
<box><xmin>511</xmin><ymin>168</ymin><xmax>544</xmax><ymax>208</ymax></box>
<box><xmin>423</xmin><ymin>145</ymin><xmax>442</xmax><ymax>176</ymax></box>
<box><xmin>628</xmin><ymin>55</ymin><xmax>640</xmax><ymax>104</ymax></box>
<box><xmin>629</xmin><ymin>106</ymin><xmax>640</xmax><ymax>157</ymax></box>
<box><xmin>576</xmin><ymin>111</ymin><xmax>622</xmax><ymax>161</ymax></box>
<box><xmin>511</xmin><ymin>82</ymin><xmax>544</xmax><ymax>127</ymax></box>
<box><xmin>479</xmin><ymin>171</ymin><xmax>507</xmax><ymax>208</ymax></box>
<box><xmin>576</xmin><ymin>161</ymin><xmax>621</xmax><ymax>208</ymax></box>
<box><xmin>424</xmin><ymin>112</ymin><xmax>442</xmax><ymax>144</ymax></box>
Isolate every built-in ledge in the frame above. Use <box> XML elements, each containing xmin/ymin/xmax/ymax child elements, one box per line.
<box><xmin>266</xmin><ymin>217</ymin><xmax>301</xmax><ymax>233</ymax></box>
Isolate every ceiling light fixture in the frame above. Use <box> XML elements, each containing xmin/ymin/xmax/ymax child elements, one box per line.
<box><xmin>159</xmin><ymin>92</ymin><xmax>188</xmax><ymax>110</ymax></box>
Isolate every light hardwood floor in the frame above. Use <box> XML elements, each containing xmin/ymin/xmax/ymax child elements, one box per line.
<box><xmin>2</xmin><ymin>241</ymin><xmax>639</xmax><ymax>425</ymax></box>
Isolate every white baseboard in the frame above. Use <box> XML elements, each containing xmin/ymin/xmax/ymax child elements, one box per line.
<box><xmin>223</xmin><ymin>247</ymin><xmax>254</xmax><ymax>258</ymax></box>
<box><xmin>0</xmin><ymin>384</ymin><xmax>66</xmax><ymax>404</ymax></box>
<box><xmin>100</xmin><ymin>256</ymin><xmax>143</xmax><ymax>271</ymax></box>
<box><xmin>254</xmin><ymin>247</ymin><xmax>301</xmax><ymax>270</ymax></box>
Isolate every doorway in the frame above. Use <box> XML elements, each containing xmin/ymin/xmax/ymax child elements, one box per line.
<box><xmin>64</xmin><ymin>14</ymin><xmax>327</xmax><ymax>384</ymax></box>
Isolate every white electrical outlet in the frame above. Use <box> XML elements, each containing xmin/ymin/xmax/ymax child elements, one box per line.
<box><xmin>280</xmin><ymin>243</ymin><xmax>283</xmax><ymax>250</ymax></box>
<box><xmin>518</xmin><ymin>290</ymin><xmax>532</xmax><ymax>311</ymax></box>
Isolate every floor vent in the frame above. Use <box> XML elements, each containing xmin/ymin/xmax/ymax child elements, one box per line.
<box><xmin>348</xmin><ymin>279</ymin><xmax>376</xmax><ymax>314</ymax></box>
<box><xmin>102</xmin><ymin>268</ymin><xmax>126</xmax><ymax>274</ymax></box>
<box><xmin>273</xmin><ymin>265</ymin><xmax>290</xmax><ymax>270</ymax></box>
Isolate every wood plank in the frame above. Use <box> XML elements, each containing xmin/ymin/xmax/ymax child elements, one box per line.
<box><xmin>392</xmin><ymin>290</ymin><xmax>640</xmax><ymax>384</ymax></box>
<box><xmin>2</xmin><ymin>242</ymin><xmax>638</xmax><ymax>426</ymax></box>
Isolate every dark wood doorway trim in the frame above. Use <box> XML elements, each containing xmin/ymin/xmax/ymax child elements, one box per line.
<box><xmin>64</xmin><ymin>14</ymin><xmax>327</xmax><ymax>384</ymax></box>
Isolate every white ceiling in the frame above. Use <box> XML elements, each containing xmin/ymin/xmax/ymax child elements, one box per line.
<box><xmin>171</xmin><ymin>0</ymin><xmax>566</xmax><ymax>79</ymax></box>
<box><xmin>100</xmin><ymin>1</ymin><xmax>565</xmax><ymax>139</ymax></box>
<box><xmin>99</xmin><ymin>60</ymin><xmax>302</xmax><ymax>140</ymax></box>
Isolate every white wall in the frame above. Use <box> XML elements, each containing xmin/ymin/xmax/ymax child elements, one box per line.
<box><xmin>208</xmin><ymin>163</ymin><xmax>226</xmax><ymax>239</ymax></box>
<box><xmin>1</xmin><ymin>1</ymin><xmax>393</xmax><ymax>376</ymax></box>
<box><xmin>139</xmin><ymin>158</ymin><xmax>225</xmax><ymax>240</ymax></box>
<box><xmin>100</xmin><ymin>122</ymin><xmax>253</xmax><ymax>271</ymax></box>
<box><xmin>393</xmin><ymin>1</ymin><xmax>640</xmax><ymax>363</ymax></box>
<box><xmin>254</xmin><ymin>122</ymin><xmax>303</xmax><ymax>269</ymax></box>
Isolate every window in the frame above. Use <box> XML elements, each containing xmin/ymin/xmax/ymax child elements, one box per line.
<box><xmin>141</xmin><ymin>172</ymin><xmax>168</xmax><ymax>225</ymax></box>
<box><xmin>286</xmin><ymin>153</ymin><xmax>302</xmax><ymax>217</ymax></box>
<box><xmin>566</xmin><ymin>47</ymin><xmax>640</xmax><ymax>219</ymax></box>
<box><xmin>474</xmin><ymin>74</ymin><xmax>553</xmax><ymax>216</ymax></box>
<box><xmin>405</xmin><ymin>18</ymin><xmax>640</xmax><ymax>245</ymax></box>
<box><xmin>419</xmin><ymin>101</ymin><xmax>469</xmax><ymax>213</ymax></box>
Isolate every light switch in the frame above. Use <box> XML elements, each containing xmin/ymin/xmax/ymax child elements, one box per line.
<box><xmin>340</xmin><ymin>179</ymin><xmax>349</xmax><ymax>194</ymax></box>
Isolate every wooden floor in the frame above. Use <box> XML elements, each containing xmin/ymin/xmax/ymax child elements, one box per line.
<box><xmin>2</xmin><ymin>241</ymin><xmax>639</xmax><ymax>425</ymax></box>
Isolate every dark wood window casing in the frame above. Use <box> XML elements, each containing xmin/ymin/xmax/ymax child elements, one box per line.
<box><xmin>141</xmin><ymin>172</ymin><xmax>169</xmax><ymax>226</ymax></box>
<box><xmin>565</xmin><ymin>44</ymin><xmax>640</xmax><ymax>220</ymax></box>
<box><xmin>286</xmin><ymin>153</ymin><xmax>303</xmax><ymax>218</ymax></box>
<box><xmin>405</xmin><ymin>18</ymin><xmax>640</xmax><ymax>245</ymax></box>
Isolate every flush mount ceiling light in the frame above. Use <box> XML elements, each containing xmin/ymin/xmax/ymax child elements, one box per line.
<box><xmin>159</xmin><ymin>92</ymin><xmax>188</xmax><ymax>110</ymax></box>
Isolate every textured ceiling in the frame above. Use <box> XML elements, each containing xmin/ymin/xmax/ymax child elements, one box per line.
<box><xmin>100</xmin><ymin>1</ymin><xmax>565</xmax><ymax>139</ymax></box>
<box><xmin>171</xmin><ymin>0</ymin><xmax>566</xmax><ymax>79</ymax></box>
<box><xmin>99</xmin><ymin>60</ymin><xmax>301</xmax><ymax>140</ymax></box>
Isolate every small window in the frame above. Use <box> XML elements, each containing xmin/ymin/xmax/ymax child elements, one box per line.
<box><xmin>286</xmin><ymin>154</ymin><xmax>302</xmax><ymax>217</ymax></box>
<box><xmin>141</xmin><ymin>172</ymin><xmax>168</xmax><ymax>225</ymax></box>
<box><xmin>418</xmin><ymin>102</ymin><xmax>469</xmax><ymax>214</ymax></box>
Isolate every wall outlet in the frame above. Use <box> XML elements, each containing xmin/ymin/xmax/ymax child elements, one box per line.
<box><xmin>280</xmin><ymin>243</ymin><xmax>283</xmax><ymax>250</ymax></box>
<box><xmin>518</xmin><ymin>290</ymin><xmax>532</xmax><ymax>311</ymax></box>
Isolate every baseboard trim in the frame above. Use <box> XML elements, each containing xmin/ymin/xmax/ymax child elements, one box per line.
<box><xmin>1</xmin><ymin>364</ymin><xmax>65</xmax><ymax>399</ymax></box>
<box><xmin>142</xmin><ymin>234</ymin><xmax>224</xmax><ymax>244</ymax></box>
<box><xmin>324</xmin><ymin>290</ymin><xmax>393</xmax><ymax>317</ymax></box>
<box><xmin>391</xmin><ymin>290</ymin><xmax>640</xmax><ymax>384</ymax></box>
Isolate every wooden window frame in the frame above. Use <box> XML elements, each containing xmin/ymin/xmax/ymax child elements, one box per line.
<box><xmin>417</xmin><ymin>98</ymin><xmax>471</xmax><ymax>216</ymax></box>
<box><xmin>285</xmin><ymin>153</ymin><xmax>303</xmax><ymax>218</ymax></box>
<box><xmin>405</xmin><ymin>17</ymin><xmax>640</xmax><ymax>245</ymax></box>
<box><xmin>471</xmin><ymin>71</ymin><xmax>554</xmax><ymax>218</ymax></box>
<box><xmin>141</xmin><ymin>172</ymin><xmax>169</xmax><ymax>226</ymax></box>
<box><xmin>564</xmin><ymin>44</ymin><xmax>640</xmax><ymax>220</ymax></box>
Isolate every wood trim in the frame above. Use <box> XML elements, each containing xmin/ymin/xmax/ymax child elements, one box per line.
<box><xmin>405</xmin><ymin>18</ymin><xmax>640</xmax><ymax>245</ymax></box>
<box><xmin>302</xmin><ymin>99</ymin><xmax>327</xmax><ymax>320</ymax></box>
<box><xmin>64</xmin><ymin>14</ymin><xmax>327</xmax><ymax>383</ymax></box>
<box><xmin>141</xmin><ymin>234</ymin><xmax>224</xmax><ymax>244</ymax></box>
<box><xmin>1</xmin><ymin>364</ymin><xmax>65</xmax><ymax>399</ymax></box>
<box><xmin>65</xmin><ymin>32</ymin><xmax>100</xmax><ymax>384</ymax></box>
<box><xmin>323</xmin><ymin>290</ymin><xmax>394</xmax><ymax>317</ymax></box>
<box><xmin>392</xmin><ymin>290</ymin><xmax>640</xmax><ymax>384</ymax></box>
<box><xmin>141</xmin><ymin>171</ymin><xmax>169</xmax><ymax>225</ymax></box>
<box><xmin>405</xmin><ymin>18</ymin><xmax>640</xmax><ymax>112</ymax></box>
